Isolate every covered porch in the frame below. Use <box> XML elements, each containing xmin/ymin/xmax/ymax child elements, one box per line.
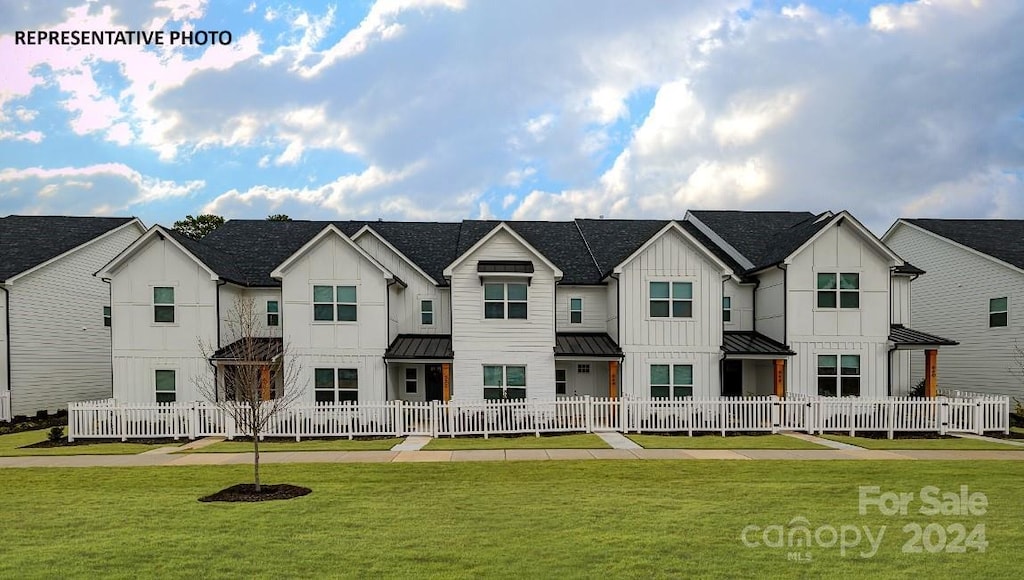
<box><xmin>720</xmin><ymin>331</ymin><xmax>795</xmax><ymax>397</ymax></box>
<box><xmin>384</xmin><ymin>334</ymin><xmax>452</xmax><ymax>403</ymax></box>
<box><xmin>554</xmin><ymin>333</ymin><xmax>623</xmax><ymax>399</ymax></box>
<box><xmin>888</xmin><ymin>324</ymin><xmax>959</xmax><ymax>397</ymax></box>
<box><xmin>210</xmin><ymin>337</ymin><xmax>284</xmax><ymax>401</ymax></box>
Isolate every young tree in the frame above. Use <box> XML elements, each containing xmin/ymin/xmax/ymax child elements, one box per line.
<box><xmin>173</xmin><ymin>214</ymin><xmax>225</xmax><ymax>239</ymax></box>
<box><xmin>266</xmin><ymin>214</ymin><xmax>292</xmax><ymax>221</ymax></box>
<box><xmin>195</xmin><ymin>296</ymin><xmax>302</xmax><ymax>492</ymax></box>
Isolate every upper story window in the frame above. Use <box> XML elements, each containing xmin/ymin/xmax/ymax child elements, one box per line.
<box><xmin>989</xmin><ymin>297</ymin><xmax>1008</xmax><ymax>327</ymax></box>
<box><xmin>650</xmin><ymin>281</ymin><xmax>692</xmax><ymax>318</ymax></box>
<box><xmin>569</xmin><ymin>297</ymin><xmax>583</xmax><ymax>324</ymax></box>
<box><xmin>817</xmin><ymin>354</ymin><xmax>860</xmax><ymax>397</ymax></box>
<box><xmin>650</xmin><ymin>364</ymin><xmax>693</xmax><ymax>399</ymax></box>
<box><xmin>267</xmin><ymin>301</ymin><xmax>280</xmax><ymax>326</ymax></box>
<box><xmin>421</xmin><ymin>300</ymin><xmax>434</xmax><ymax>325</ymax></box>
<box><xmin>722</xmin><ymin>296</ymin><xmax>732</xmax><ymax>323</ymax></box>
<box><xmin>103</xmin><ymin>306</ymin><xmax>111</xmax><ymax>327</ymax></box>
<box><xmin>484</xmin><ymin>283</ymin><xmax>527</xmax><ymax>320</ymax></box>
<box><xmin>483</xmin><ymin>365</ymin><xmax>526</xmax><ymax>399</ymax></box>
<box><xmin>153</xmin><ymin>287</ymin><xmax>175</xmax><ymax>323</ymax></box>
<box><xmin>816</xmin><ymin>273</ymin><xmax>859</xmax><ymax>309</ymax></box>
<box><xmin>313</xmin><ymin>285</ymin><xmax>357</xmax><ymax>322</ymax></box>
<box><xmin>155</xmin><ymin>369</ymin><xmax>176</xmax><ymax>403</ymax></box>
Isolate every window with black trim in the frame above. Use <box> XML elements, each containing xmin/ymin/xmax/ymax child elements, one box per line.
<box><xmin>555</xmin><ymin>369</ymin><xmax>567</xmax><ymax>395</ymax></box>
<box><xmin>103</xmin><ymin>306</ymin><xmax>111</xmax><ymax>327</ymax></box>
<box><xmin>153</xmin><ymin>287</ymin><xmax>174</xmax><ymax>323</ymax></box>
<box><xmin>405</xmin><ymin>367</ymin><xmax>417</xmax><ymax>394</ymax></box>
<box><xmin>421</xmin><ymin>300</ymin><xmax>434</xmax><ymax>325</ymax></box>
<box><xmin>569</xmin><ymin>297</ymin><xmax>583</xmax><ymax>324</ymax></box>
<box><xmin>155</xmin><ymin>369</ymin><xmax>176</xmax><ymax>403</ymax></box>
<box><xmin>267</xmin><ymin>300</ymin><xmax>279</xmax><ymax>326</ymax></box>
<box><xmin>722</xmin><ymin>296</ymin><xmax>731</xmax><ymax>322</ymax></box>
<box><xmin>989</xmin><ymin>297</ymin><xmax>1008</xmax><ymax>327</ymax></box>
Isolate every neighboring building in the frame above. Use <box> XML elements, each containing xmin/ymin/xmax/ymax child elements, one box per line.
<box><xmin>97</xmin><ymin>211</ymin><xmax>951</xmax><ymax>405</ymax></box>
<box><xmin>884</xmin><ymin>219</ymin><xmax>1024</xmax><ymax>398</ymax></box>
<box><xmin>0</xmin><ymin>216</ymin><xmax>145</xmax><ymax>416</ymax></box>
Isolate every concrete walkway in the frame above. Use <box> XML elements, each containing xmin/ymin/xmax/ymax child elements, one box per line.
<box><xmin>1</xmin><ymin>447</ymin><xmax>1023</xmax><ymax>468</ymax></box>
<box><xmin>596</xmin><ymin>431</ymin><xmax>642</xmax><ymax>450</ymax></box>
<box><xmin>390</xmin><ymin>436</ymin><xmax>431</xmax><ymax>451</ymax></box>
<box><xmin>952</xmin><ymin>432</ymin><xmax>1024</xmax><ymax>447</ymax></box>
<box><xmin>780</xmin><ymin>431</ymin><xmax>864</xmax><ymax>450</ymax></box>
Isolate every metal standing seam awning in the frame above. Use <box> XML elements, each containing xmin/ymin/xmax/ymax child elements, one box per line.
<box><xmin>721</xmin><ymin>331</ymin><xmax>795</xmax><ymax>358</ymax></box>
<box><xmin>888</xmin><ymin>324</ymin><xmax>959</xmax><ymax>349</ymax></box>
<box><xmin>210</xmin><ymin>337</ymin><xmax>283</xmax><ymax>363</ymax></box>
<box><xmin>384</xmin><ymin>334</ymin><xmax>454</xmax><ymax>361</ymax></box>
<box><xmin>554</xmin><ymin>333</ymin><xmax>623</xmax><ymax>359</ymax></box>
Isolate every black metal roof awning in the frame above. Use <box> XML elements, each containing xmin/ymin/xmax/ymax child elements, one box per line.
<box><xmin>889</xmin><ymin>324</ymin><xmax>959</xmax><ymax>348</ymax></box>
<box><xmin>721</xmin><ymin>331</ymin><xmax>795</xmax><ymax>357</ymax></box>
<box><xmin>477</xmin><ymin>260</ymin><xmax>534</xmax><ymax>274</ymax></box>
<box><xmin>211</xmin><ymin>337</ymin><xmax>283</xmax><ymax>362</ymax></box>
<box><xmin>385</xmin><ymin>334</ymin><xmax>454</xmax><ymax>360</ymax></box>
<box><xmin>554</xmin><ymin>333</ymin><xmax>623</xmax><ymax>358</ymax></box>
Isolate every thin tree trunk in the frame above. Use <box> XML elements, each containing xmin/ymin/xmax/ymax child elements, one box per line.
<box><xmin>252</xmin><ymin>406</ymin><xmax>261</xmax><ymax>493</ymax></box>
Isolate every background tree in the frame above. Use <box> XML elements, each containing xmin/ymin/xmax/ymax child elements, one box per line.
<box><xmin>173</xmin><ymin>214</ymin><xmax>225</xmax><ymax>239</ymax></box>
<box><xmin>266</xmin><ymin>214</ymin><xmax>292</xmax><ymax>221</ymax></box>
<box><xmin>195</xmin><ymin>296</ymin><xmax>302</xmax><ymax>492</ymax></box>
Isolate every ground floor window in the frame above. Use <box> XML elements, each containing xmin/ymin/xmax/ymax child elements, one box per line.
<box><xmin>314</xmin><ymin>368</ymin><xmax>359</xmax><ymax>402</ymax></box>
<box><xmin>483</xmin><ymin>365</ymin><xmax>526</xmax><ymax>399</ymax></box>
<box><xmin>155</xmin><ymin>369</ymin><xmax>176</xmax><ymax>403</ymax></box>
<box><xmin>405</xmin><ymin>367</ymin><xmax>417</xmax><ymax>394</ymax></box>
<box><xmin>649</xmin><ymin>364</ymin><xmax>693</xmax><ymax>399</ymax></box>
<box><xmin>555</xmin><ymin>369</ymin><xmax>567</xmax><ymax>395</ymax></box>
<box><xmin>817</xmin><ymin>355</ymin><xmax>861</xmax><ymax>397</ymax></box>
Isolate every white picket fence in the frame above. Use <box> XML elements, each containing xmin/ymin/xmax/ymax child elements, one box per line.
<box><xmin>0</xmin><ymin>391</ymin><xmax>10</xmax><ymax>422</ymax></box>
<box><xmin>66</xmin><ymin>394</ymin><xmax>1011</xmax><ymax>441</ymax></box>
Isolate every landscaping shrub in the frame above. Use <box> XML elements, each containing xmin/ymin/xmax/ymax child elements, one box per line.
<box><xmin>47</xmin><ymin>427</ymin><xmax>64</xmax><ymax>443</ymax></box>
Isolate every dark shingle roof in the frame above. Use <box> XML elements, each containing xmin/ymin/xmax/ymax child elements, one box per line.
<box><xmin>903</xmin><ymin>219</ymin><xmax>1024</xmax><ymax>270</ymax></box>
<box><xmin>367</xmin><ymin>221</ymin><xmax>462</xmax><ymax>283</ymax></box>
<box><xmin>574</xmin><ymin>219</ymin><xmax>669</xmax><ymax>277</ymax></box>
<box><xmin>507</xmin><ymin>221</ymin><xmax>602</xmax><ymax>284</ymax></box>
<box><xmin>0</xmin><ymin>216</ymin><xmax>135</xmax><ymax>281</ymax></box>
<box><xmin>688</xmin><ymin>210</ymin><xmax>829</xmax><ymax>272</ymax></box>
<box><xmin>721</xmin><ymin>331</ymin><xmax>795</xmax><ymax>356</ymax></box>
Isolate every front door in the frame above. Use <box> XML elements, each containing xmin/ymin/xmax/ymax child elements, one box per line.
<box><xmin>722</xmin><ymin>360</ymin><xmax>743</xmax><ymax>397</ymax></box>
<box><xmin>425</xmin><ymin>364</ymin><xmax>444</xmax><ymax>401</ymax></box>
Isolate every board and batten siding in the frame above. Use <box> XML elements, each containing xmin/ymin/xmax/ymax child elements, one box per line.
<box><xmin>554</xmin><ymin>285</ymin><xmax>609</xmax><ymax>333</ymax></box>
<box><xmin>0</xmin><ymin>292</ymin><xmax>7</xmax><ymax>395</ymax></box>
<box><xmin>355</xmin><ymin>232</ymin><xmax>451</xmax><ymax>335</ymax></box>
<box><xmin>886</xmin><ymin>224</ymin><xmax>1022</xmax><ymax>398</ymax></box>
<box><xmin>110</xmin><ymin>235</ymin><xmax>218</xmax><ymax>404</ymax></box>
<box><xmin>617</xmin><ymin>228</ymin><xmax>724</xmax><ymax>398</ymax></box>
<box><xmin>754</xmin><ymin>268</ymin><xmax>784</xmax><ymax>343</ymax></box>
<box><xmin>450</xmin><ymin>229</ymin><xmax>556</xmax><ymax>400</ymax></box>
<box><xmin>785</xmin><ymin>222</ymin><xmax>892</xmax><ymax>398</ymax></box>
<box><xmin>723</xmin><ymin>279</ymin><xmax>754</xmax><ymax>332</ymax></box>
<box><xmin>279</xmin><ymin>233</ymin><xmax>390</xmax><ymax>403</ymax></box>
<box><xmin>6</xmin><ymin>223</ymin><xmax>142</xmax><ymax>414</ymax></box>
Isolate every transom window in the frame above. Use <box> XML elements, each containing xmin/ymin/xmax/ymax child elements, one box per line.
<box><xmin>722</xmin><ymin>296</ymin><xmax>732</xmax><ymax>323</ymax></box>
<box><xmin>153</xmin><ymin>287</ymin><xmax>175</xmax><ymax>323</ymax></box>
<box><xmin>555</xmin><ymin>369</ymin><xmax>567</xmax><ymax>395</ymax></box>
<box><xmin>314</xmin><ymin>368</ymin><xmax>358</xmax><ymax>402</ymax></box>
<box><xmin>421</xmin><ymin>300</ymin><xmax>434</xmax><ymax>325</ymax></box>
<box><xmin>650</xmin><ymin>364</ymin><xmax>693</xmax><ymax>399</ymax></box>
<box><xmin>817</xmin><ymin>355</ymin><xmax>861</xmax><ymax>397</ymax></box>
<box><xmin>267</xmin><ymin>301</ymin><xmax>279</xmax><ymax>326</ymax></box>
<box><xmin>989</xmin><ymin>297</ymin><xmax>1008</xmax><ymax>328</ymax></box>
<box><xmin>313</xmin><ymin>285</ymin><xmax>357</xmax><ymax>322</ymax></box>
<box><xmin>650</xmin><ymin>281</ymin><xmax>692</xmax><ymax>318</ymax></box>
<box><xmin>483</xmin><ymin>365</ymin><xmax>526</xmax><ymax>399</ymax></box>
<box><xmin>817</xmin><ymin>273</ymin><xmax>859</xmax><ymax>309</ymax></box>
<box><xmin>484</xmin><ymin>283</ymin><xmax>527</xmax><ymax>319</ymax></box>
<box><xmin>405</xmin><ymin>367</ymin><xmax>417</xmax><ymax>394</ymax></box>
<box><xmin>155</xmin><ymin>370</ymin><xmax>176</xmax><ymax>403</ymax></box>
<box><xmin>103</xmin><ymin>306</ymin><xmax>111</xmax><ymax>327</ymax></box>
<box><xmin>569</xmin><ymin>297</ymin><xmax>583</xmax><ymax>324</ymax></box>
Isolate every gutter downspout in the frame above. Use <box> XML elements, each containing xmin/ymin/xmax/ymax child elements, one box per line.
<box><xmin>1</xmin><ymin>285</ymin><xmax>10</xmax><ymax>399</ymax></box>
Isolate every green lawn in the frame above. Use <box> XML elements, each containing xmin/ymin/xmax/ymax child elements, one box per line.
<box><xmin>189</xmin><ymin>437</ymin><xmax>403</xmax><ymax>453</ymax></box>
<box><xmin>627</xmin><ymin>433</ymin><xmax>827</xmax><ymax>449</ymax></box>
<box><xmin>423</xmin><ymin>433</ymin><xmax>608</xmax><ymax>450</ymax></box>
<box><xmin>822</xmin><ymin>434</ymin><xmax>1024</xmax><ymax>451</ymax></box>
<box><xmin>0</xmin><ymin>461</ymin><xmax>1021</xmax><ymax>578</ymax></box>
<box><xmin>0</xmin><ymin>428</ymin><xmax>176</xmax><ymax>456</ymax></box>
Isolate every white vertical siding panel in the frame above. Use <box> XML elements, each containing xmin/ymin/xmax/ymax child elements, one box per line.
<box><xmin>555</xmin><ymin>286</ymin><xmax>609</xmax><ymax>332</ymax></box>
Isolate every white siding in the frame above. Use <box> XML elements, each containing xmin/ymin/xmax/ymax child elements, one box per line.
<box><xmin>886</xmin><ymin>223</ymin><xmax>1023</xmax><ymax>397</ymax></box>
<box><xmin>617</xmin><ymin>229</ymin><xmax>724</xmax><ymax>398</ymax></box>
<box><xmin>280</xmin><ymin>233</ymin><xmax>390</xmax><ymax>403</ymax></box>
<box><xmin>0</xmin><ymin>291</ymin><xmax>7</xmax><ymax>395</ymax></box>
<box><xmin>555</xmin><ymin>286</ymin><xmax>609</xmax><ymax>332</ymax></box>
<box><xmin>606</xmin><ymin>276</ymin><xmax>619</xmax><ymax>341</ymax></box>
<box><xmin>450</xmin><ymin>229</ymin><xmax>556</xmax><ymax>400</ymax></box>
<box><xmin>891</xmin><ymin>275</ymin><xmax>911</xmax><ymax>325</ymax></box>
<box><xmin>785</xmin><ymin>222</ymin><xmax>893</xmax><ymax>398</ymax></box>
<box><xmin>109</xmin><ymin>236</ymin><xmax>218</xmax><ymax>403</ymax></box>
<box><xmin>7</xmin><ymin>224</ymin><xmax>142</xmax><ymax>414</ymax></box>
<box><xmin>723</xmin><ymin>279</ymin><xmax>754</xmax><ymax>332</ymax></box>
<box><xmin>555</xmin><ymin>361</ymin><xmax>610</xmax><ymax>397</ymax></box>
<box><xmin>355</xmin><ymin>232</ymin><xmax>450</xmax><ymax>335</ymax></box>
<box><xmin>754</xmin><ymin>268</ymin><xmax>784</xmax><ymax>342</ymax></box>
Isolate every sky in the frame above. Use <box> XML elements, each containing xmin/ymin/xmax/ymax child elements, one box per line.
<box><xmin>0</xmin><ymin>0</ymin><xmax>1022</xmax><ymax>233</ymax></box>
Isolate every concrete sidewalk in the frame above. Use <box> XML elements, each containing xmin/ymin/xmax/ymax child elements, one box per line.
<box><xmin>1</xmin><ymin>447</ymin><xmax>1023</xmax><ymax>468</ymax></box>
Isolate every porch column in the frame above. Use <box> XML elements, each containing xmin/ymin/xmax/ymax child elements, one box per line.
<box><xmin>608</xmin><ymin>361</ymin><xmax>619</xmax><ymax>399</ymax></box>
<box><xmin>442</xmin><ymin>363</ymin><xmax>451</xmax><ymax>401</ymax></box>
<box><xmin>773</xmin><ymin>359</ymin><xmax>785</xmax><ymax>398</ymax></box>
<box><xmin>260</xmin><ymin>365</ymin><xmax>271</xmax><ymax>401</ymax></box>
<box><xmin>924</xmin><ymin>349</ymin><xmax>938</xmax><ymax>398</ymax></box>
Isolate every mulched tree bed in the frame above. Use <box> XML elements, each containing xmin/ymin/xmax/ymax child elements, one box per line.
<box><xmin>199</xmin><ymin>484</ymin><xmax>312</xmax><ymax>503</ymax></box>
<box><xmin>640</xmin><ymin>431</ymin><xmax>778</xmax><ymax>438</ymax></box>
<box><xmin>21</xmin><ymin>437</ymin><xmax>181</xmax><ymax>448</ymax></box>
<box><xmin>825</xmin><ymin>431</ymin><xmax>952</xmax><ymax>440</ymax></box>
